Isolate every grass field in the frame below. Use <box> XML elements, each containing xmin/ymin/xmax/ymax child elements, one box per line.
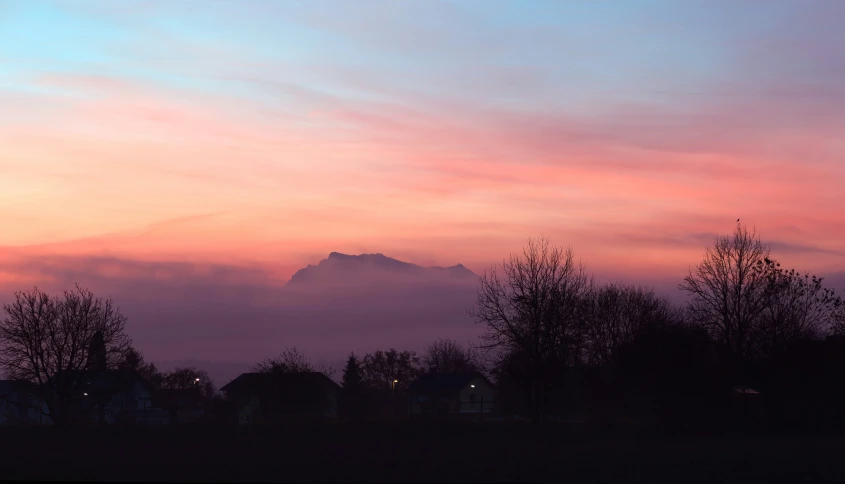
<box><xmin>1</xmin><ymin>422</ymin><xmax>844</xmax><ymax>482</ymax></box>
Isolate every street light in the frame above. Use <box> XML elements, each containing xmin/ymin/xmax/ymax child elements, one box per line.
<box><xmin>391</xmin><ymin>380</ymin><xmax>399</xmax><ymax>418</ymax></box>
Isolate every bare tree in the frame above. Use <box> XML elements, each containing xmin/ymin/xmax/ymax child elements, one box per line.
<box><xmin>0</xmin><ymin>285</ymin><xmax>132</xmax><ymax>425</ymax></box>
<box><xmin>253</xmin><ymin>347</ymin><xmax>313</xmax><ymax>374</ymax></box>
<box><xmin>361</xmin><ymin>348</ymin><xmax>421</xmax><ymax>392</ymax></box>
<box><xmin>584</xmin><ymin>284</ymin><xmax>679</xmax><ymax>366</ymax></box>
<box><xmin>470</xmin><ymin>237</ymin><xmax>592</xmax><ymax>420</ymax></box>
<box><xmin>679</xmin><ymin>223</ymin><xmax>770</xmax><ymax>366</ymax></box>
<box><xmin>422</xmin><ymin>338</ymin><xmax>481</xmax><ymax>373</ymax></box>
<box><xmin>161</xmin><ymin>367</ymin><xmax>216</xmax><ymax>399</ymax></box>
<box><xmin>756</xmin><ymin>260</ymin><xmax>843</xmax><ymax>357</ymax></box>
<box><xmin>253</xmin><ymin>347</ymin><xmax>334</xmax><ymax>377</ymax></box>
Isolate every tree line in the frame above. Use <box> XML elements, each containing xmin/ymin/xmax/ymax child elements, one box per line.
<box><xmin>0</xmin><ymin>284</ymin><xmax>218</xmax><ymax>424</ymax></box>
<box><xmin>471</xmin><ymin>224</ymin><xmax>844</xmax><ymax>424</ymax></box>
<box><xmin>243</xmin><ymin>339</ymin><xmax>482</xmax><ymax>418</ymax></box>
<box><xmin>0</xmin><ymin>280</ymin><xmax>480</xmax><ymax>424</ymax></box>
<box><xmin>2</xmin><ymin>222</ymin><xmax>844</xmax><ymax>427</ymax></box>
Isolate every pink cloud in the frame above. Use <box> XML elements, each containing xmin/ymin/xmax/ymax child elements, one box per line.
<box><xmin>3</xmin><ymin>52</ymin><xmax>844</xmax><ymax>282</ymax></box>
<box><xmin>3</xmin><ymin>0</ymin><xmax>845</xmax><ymax>376</ymax></box>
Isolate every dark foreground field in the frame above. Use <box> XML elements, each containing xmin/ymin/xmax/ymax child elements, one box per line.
<box><xmin>2</xmin><ymin>422</ymin><xmax>844</xmax><ymax>482</ymax></box>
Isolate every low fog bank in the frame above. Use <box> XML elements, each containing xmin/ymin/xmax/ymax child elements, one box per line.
<box><xmin>2</xmin><ymin>253</ymin><xmax>842</xmax><ymax>389</ymax></box>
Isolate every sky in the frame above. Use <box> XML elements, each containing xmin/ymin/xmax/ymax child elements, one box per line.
<box><xmin>1</xmin><ymin>1</ymin><xmax>844</xmax><ymax>373</ymax></box>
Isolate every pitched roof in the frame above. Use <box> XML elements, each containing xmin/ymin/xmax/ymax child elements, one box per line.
<box><xmin>221</xmin><ymin>372</ymin><xmax>341</xmax><ymax>416</ymax></box>
<box><xmin>408</xmin><ymin>371</ymin><xmax>493</xmax><ymax>395</ymax></box>
<box><xmin>220</xmin><ymin>371</ymin><xmax>340</xmax><ymax>396</ymax></box>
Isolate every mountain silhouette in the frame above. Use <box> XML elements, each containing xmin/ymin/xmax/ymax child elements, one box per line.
<box><xmin>276</xmin><ymin>252</ymin><xmax>483</xmax><ymax>354</ymax></box>
<box><xmin>287</xmin><ymin>252</ymin><xmax>477</xmax><ymax>286</ymax></box>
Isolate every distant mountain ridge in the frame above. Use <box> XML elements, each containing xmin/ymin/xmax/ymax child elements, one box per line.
<box><xmin>287</xmin><ymin>252</ymin><xmax>477</xmax><ymax>286</ymax></box>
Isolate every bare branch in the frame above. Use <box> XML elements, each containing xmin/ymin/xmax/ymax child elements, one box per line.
<box><xmin>0</xmin><ymin>285</ymin><xmax>132</xmax><ymax>425</ymax></box>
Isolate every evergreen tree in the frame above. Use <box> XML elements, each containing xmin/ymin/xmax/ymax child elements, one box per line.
<box><xmin>86</xmin><ymin>330</ymin><xmax>107</xmax><ymax>372</ymax></box>
<box><xmin>341</xmin><ymin>352</ymin><xmax>363</xmax><ymax>392</ymax></box>
<box><xmin>340</xmin><ymin>353</ymin><xmax>366</xmax><ymax>418</ymax></box>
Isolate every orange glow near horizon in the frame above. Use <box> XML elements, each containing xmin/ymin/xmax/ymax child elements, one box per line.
<box><xmin>2</xmin><ymin>1</ymin><xmax>844</xmax><ymax>292</ymax></box>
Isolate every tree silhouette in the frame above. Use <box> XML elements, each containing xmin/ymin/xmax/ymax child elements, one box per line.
<box><xmin>680</xmin><ymin>222</ymin><xmax>770</xmax><ymax>377</ymax></box>
<box><xmin>0</xmin><ymin>285</ymin><xmax>131</xmax><ymax>425</ymax></box>
<box><xmin>421</xmin><ymin>338</ymin><xmax>481</xmax><ymax>373</ymax></box>
<box><xmin>86</xmin><ymin>331</ymin><xmax>107</xmax><ymax>372</ymax></box>
<box><xmin>118</xmin><ymin>346</ymin><xmax>164</xmax><ymax>389</ymax></box>
<box><xmin>341</xmin><ymin>353</ymin><xmax>364</xmax><ymax>391</ymax></box>
<box><xmin>755</xmin><ymin>259</ymin><xmax>843</xmax><ymax>358</ymax></box>
<box><xmin>340</xmin><ymin>352</ymin><xmax>365</xmax><ymax>418</ymax></box>
<box><xmin>253</xmin><ymin>347</ymin><xmax>315</xmax><ymax>374</ymax></box>
<box><xmin>470</xmin><ymin>237</ymin><xmax>592</xmax><ymax>420</ymax></box>
<box><xmin>161</xmin><ymin>367</ymin><xmax>215</xmax><ymax>399</ymax></box>
<box><xmin>253</xmin><ymin>347</ymin><xmax>334</xmax><ymax>377</ymax></box>
<box><xmin>119</xmin><ymin>346</ymin><xmax>144</xmax><ymax>370</ymax></box>
<box><xmin>583</xmin><ymin>283</ymin><xmax>680</xmax><ymax>366</ymax></box>
<box><xmin>361</xmin><ymin>349</ymin><xmax>420</xmax><ymax>392</ymax></box>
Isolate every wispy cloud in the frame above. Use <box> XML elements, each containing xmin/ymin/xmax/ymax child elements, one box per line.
<box><xmin>1</xmin><ymin>0</ymin><xmax>843</xmax><ymax>353</ymax></box>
